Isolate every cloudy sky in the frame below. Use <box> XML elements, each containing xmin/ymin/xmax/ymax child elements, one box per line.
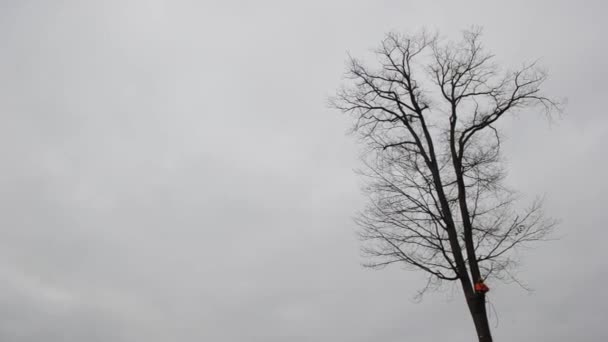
<box><xmin>0</xmin><ymin>0</ymin><xmax>606</xmax><ymax>341</ymax></box>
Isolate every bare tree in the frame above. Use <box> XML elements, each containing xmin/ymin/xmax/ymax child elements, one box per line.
<box><xmin>332</xmin><ymin>28</ymin><xmax>560</xmax><ymax>342</ymax></box>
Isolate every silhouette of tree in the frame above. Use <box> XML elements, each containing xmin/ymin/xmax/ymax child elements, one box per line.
<box><xmin>332</xmin><ymin>28</ymin><xmax>561</xmax><ymax>342</ymax></box>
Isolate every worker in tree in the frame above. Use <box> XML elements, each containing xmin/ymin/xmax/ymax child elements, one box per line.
<box><xmin>474</xmin><ymin>279</ymin><xmax>489</xmax><ymax>294</ymax></box>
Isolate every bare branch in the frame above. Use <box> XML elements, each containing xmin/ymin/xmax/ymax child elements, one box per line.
<box><xmin>332</xmin><ymin>28</ymin><xmax>560</xmax><ymax>305</ymax></box>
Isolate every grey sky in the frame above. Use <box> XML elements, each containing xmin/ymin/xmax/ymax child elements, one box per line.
<box><xmin>0</xmin><ymin>0</ymin><xmax>606</xmax><ymax>341</ymax></box>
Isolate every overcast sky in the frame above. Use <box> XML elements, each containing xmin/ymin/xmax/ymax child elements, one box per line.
<box><xmin>0</xmin><ymin>1</ymin><xmax>606</xmax><ymax>341</ymax></box>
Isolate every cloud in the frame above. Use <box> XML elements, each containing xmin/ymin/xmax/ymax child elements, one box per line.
<box><xmin>0</xmin><ymin>0</ymin><xmax>606</xmax><ymax>341</ymax></box>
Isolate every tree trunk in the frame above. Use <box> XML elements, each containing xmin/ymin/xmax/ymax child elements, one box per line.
<box><xmin>468</xmin><ymin>294</ymin><xmax>493</xmax><ymax>342</ymax></box>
